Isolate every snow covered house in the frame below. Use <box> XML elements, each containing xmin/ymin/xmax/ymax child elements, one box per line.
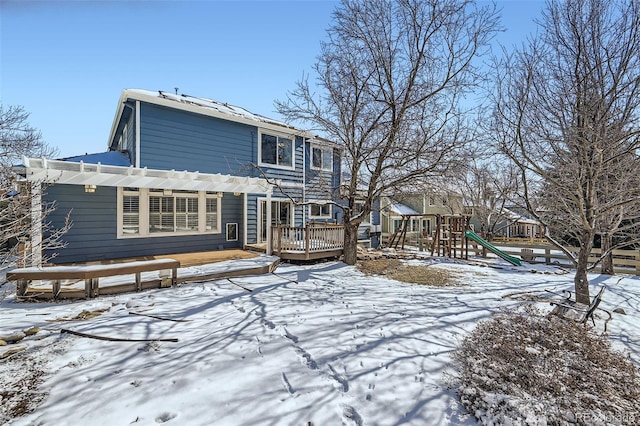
<box><xmin>20</xmin><ymin>89</ymin><xmax>342</xmax><ymax>265</ymax></box>
<box><xmin>380</xmin><ymin>192</ymin><xmax>465</xmax><ymax>235</ymax></box>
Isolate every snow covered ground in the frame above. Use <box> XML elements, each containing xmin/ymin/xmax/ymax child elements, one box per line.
<box><xmin>1</xmin><ymin>256</ymin><xmax>638</xmax><ymax>426</ymax></box>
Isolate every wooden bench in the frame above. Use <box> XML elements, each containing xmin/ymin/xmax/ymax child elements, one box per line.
<box><xmin>7</xmin><ymin>258</ymin><xmax>180</xmax><ymax>299</ymax></box>
<box><xmin>548</xmin><ymin>286</ymin><xmax>612</xmax><ymax>331</ymax></box>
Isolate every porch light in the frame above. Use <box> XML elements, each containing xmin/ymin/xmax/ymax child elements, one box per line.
<box><xmin>163</xmin><ymin>189</ymin><xmax>173</xmax><ymax>196</ymax></box>
<box><xmin>84</xmin><ymin>184</ymin><xmax>97</xmax><ymax>193</ymax></box>
<box><xmin>233</xmin><ymin>192</ymin><xmax>241</xmax><ymax>196</ymax></box>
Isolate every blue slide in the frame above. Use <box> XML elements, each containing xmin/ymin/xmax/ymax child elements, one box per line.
<box><xmin>464</xmin><ymin>231</ymin><xmax>522</xmax><ymax>266</ymax></box>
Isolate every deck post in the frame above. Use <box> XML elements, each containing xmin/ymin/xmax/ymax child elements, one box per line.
<box><xmin>277</xmin><ymin>224</ymin><xmax>282</xmax><ymax>256</ymax></box>
<box><xmin>305</xmin><ymin>223</ymin><xmax>311</xmax><ymax>259</ymax></box>
<box><xmin>53</xmin><ymin>280</ymin><xmax>61</xmax><ymax>299</ymax></box>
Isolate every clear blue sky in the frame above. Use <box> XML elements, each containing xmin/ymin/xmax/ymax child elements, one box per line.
<box><xmin>1</xmin><ymin>0</ymin><xmax>544</xmax><ymax>158</ymax></box>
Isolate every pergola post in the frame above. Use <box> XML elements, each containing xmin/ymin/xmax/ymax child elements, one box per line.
<box><xmin>30</xmin><ymin>182</ymin><xmax>43</xmax><ymax>267</ymax></box>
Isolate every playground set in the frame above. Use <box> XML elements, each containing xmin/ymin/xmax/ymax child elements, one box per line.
<box><xmin>386</xmin><ymin>213</ymin><xmax>522</xmax><ymax>266</ymax></box>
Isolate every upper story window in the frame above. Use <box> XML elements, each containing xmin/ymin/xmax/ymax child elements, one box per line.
<box><xmin>311</xmin><ymin>145</ymin><xmax>333</xmax><ymax>171</ymax></box>
<box><xmin>260</xmin><ymin>132</ymin><xmax>293</xmax><ymax>169</ymax></box>
<box><xmin>353</xmin><ymin>200</ymin><xmax>370</xmax><ymax>223</ymax></box>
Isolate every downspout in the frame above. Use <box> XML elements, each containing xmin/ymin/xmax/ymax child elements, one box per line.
<box><xmin>302</xmin><ymin>136</ymin><xmax>306</xmax><ymax>225</ymax></box>
<box><xmin>135</xmin><ymin>100</ymin><xmax>141</xmax><ymax>168</ymax></box>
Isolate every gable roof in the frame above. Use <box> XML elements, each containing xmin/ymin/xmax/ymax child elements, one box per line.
<box><xmin>108</xmin><ymin>89</ymin><xmax>324</xmax><ymax>149</ymax></box>
<box><xmin>61</xmin><ymin>151</ymin><xmax>131</xmax><ymax>167</ymax></box>
<box><xmin>386</xmin><ymin>200</ymin><xmax>421</xmax><ymax>216</ymax></box>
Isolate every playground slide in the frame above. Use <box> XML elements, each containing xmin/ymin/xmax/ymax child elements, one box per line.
<box><xmin>464</xmin><ymin>230</ymin><xmax>522</xmax><ymax>266</ymax></box>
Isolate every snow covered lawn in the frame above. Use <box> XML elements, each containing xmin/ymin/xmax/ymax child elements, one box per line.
<box><xmin>1</xmin><ymin>257</ymin><xmax>638</xmax><ymax>425</ymax></box>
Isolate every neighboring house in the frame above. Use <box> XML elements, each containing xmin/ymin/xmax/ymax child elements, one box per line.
<box><xmin>468</xmin><ymin>206</ymin><xmax>546</xmax><ymax>239</ymax></box>
<box><xmin>19</xmin><ymin>89</ymin><xmax>341</xmax><ymax>265</ymax></box>
<box><xmin>380</xmin><ymin>192</ymin><xmax>466</xmax><ymax>236</ymax></box>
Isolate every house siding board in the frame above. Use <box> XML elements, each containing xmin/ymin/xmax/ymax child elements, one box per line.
<box><xmin>246</xmin><ymin>194</ymin><xmax>258</xmax><ymax>244</ymax></box>
<box><xmin>43</xmin><ymin>185</ymin><xmax>243</xmax><ymax>264</ymax></box>
<box><xmin>138</xmin><ymin>103</ymin><xmax>254</xmax><ymax>175</ymax></box>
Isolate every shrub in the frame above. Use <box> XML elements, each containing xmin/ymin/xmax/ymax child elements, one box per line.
<box><xmin>452</xmin><ymin>305</ymin><xmax>640</xmax><ymax>425</ymax></box>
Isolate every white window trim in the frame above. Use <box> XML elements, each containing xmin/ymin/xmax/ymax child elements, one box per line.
<box><xmin>257</xmin><ymin>197</ymin><xmax>295</xmax><ymax>244</ymax></box>
<box><xmin>257</xmin><ymin>129</ymin><xmax>296</xmax><ymax>171</ymax></box>
<box><xmin>353</xmin><ymin>200</ymin><xmax>371</xmax><ymax>224</ymax></box>
<box><xmin>117</xmin><ymin>187</ymin><xmax>222</xmax><ymax>239</ymax></box>
<box><xmin>308</xmin><ymin>201</ymin><xmax>332</xmax><ymax>219</ymax></box>
<box><xmin>310</xmin><ymin>144</ymin><xmax>333</xmax><ymax>172</ymax></box>
<box><xmin>226</xmin><ymin>223</ymin><xmax>238</xmax><ymax>241</ymax></box>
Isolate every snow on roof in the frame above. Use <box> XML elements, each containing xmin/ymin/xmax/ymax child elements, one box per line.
<box><xmin>503</xmin><ymin>207</ymin><xmax>541</xmax><ymax>225</ymax></box>
<box><xmin>387</xmin><ymin>200</ymin><xmax>421</xmax><ymax>215</ymax></box>
<box><xmin>61</xmin><ymin>151</ymin><xmax>131</xmax><ymax>167</ymax></box>
<box><xmin>127</xmin><ymin>89</ymin><xmax>293</xmax><ymax>130</ymax></box>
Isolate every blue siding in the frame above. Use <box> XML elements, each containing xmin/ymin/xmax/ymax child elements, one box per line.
<box><xmin>43</xmin><ymin>184</ymin><xmax>243</xmax><ymax>264</ymax></box>
<box><xmin>139</xmin><ymin>103</ymin><xmax>255</xmax><ymax>175</ymax></box>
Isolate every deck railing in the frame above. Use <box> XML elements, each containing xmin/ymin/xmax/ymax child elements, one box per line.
<box><xmin>271</xmin><ymin>223</ymin><xmax>345</xmax><ymax>260</ymax></box>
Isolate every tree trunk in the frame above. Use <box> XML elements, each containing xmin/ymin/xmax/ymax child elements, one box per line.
<box><xmin>343</xmin><ymin>222</ymin><xmax>360</xmax><ymax>265</ymax></box>
<box><xmin>600</xmin><ymin>233</ymin><xmax>614</xmax><ymax>275</ymax></box>
<box><xmin>574</xmin><ymin>244</ymin><xmax>592</xmax><ymax>304</ymax></box>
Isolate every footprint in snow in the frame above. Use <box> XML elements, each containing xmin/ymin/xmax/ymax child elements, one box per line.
<box><xmin>155</xmin><ymin>412</ymin><xmax>177</xmax><ymax>423</ymax></box>
<box><xmin>278</xmin><ymin>326</ymin><xmax>299</xmax><ymax>343</ymax></box>
<box><xmin>294</xmin><ymin>346</ymin><xmax>318</xmax><ymax>370</ymax></box>
<box><xmin>340</xmin><ymin>404</ymin><xmax>363</xmax><ymax>426</ymax></box>
<box><xmin>262</xmin><ymin>319</ymin><xmax>276</xmax><ymax>330</ymax></box>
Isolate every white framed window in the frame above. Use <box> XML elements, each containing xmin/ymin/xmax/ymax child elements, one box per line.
<box><xmin>118</xmin><ymin>188</ymin><xmax>222</xmax><ymax>238</ymax></box>
<box><xmin>353</xmin><ymin>200</ymin><xmax>371</xmax><ymax>223</ymax></box>
<box><xmin>309</xmin><ymin>202</ymin><xmax>332</xmax><ymax>219</ymax></box>
<box><xmin>226</xmin><ymin>223</ymin><xmax>238</xmax><ymax>241</ymax></box>
<box><xmin>122</xmin><ymin>188</ymin><xmax>140</xmax><ymax>235</ymax></box>
<box><xmin>205</xmin><ymin>195</ymin><xmax>219</xmax><ymax>231</ymax></box>
<box><xmin>149</xmin><ymin>190</ymin><xmax>200</xmax><ymax>233</ymax></box>
<box><xmin>259</xmin><ymin>130</ymin><xmax>294</xmax><ymax>169</ymax></box>
<box><xmin>311</xmin><ymin>145</ymin><xmax>332</xmax><ymax>171</ymax></box>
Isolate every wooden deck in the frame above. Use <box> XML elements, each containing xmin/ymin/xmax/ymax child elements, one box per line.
<box><xmin>271</xmin><ymin>224</ymin><xmax>344</xmax><ymax>261</ymax></box>
<box><xmin>10</xmin><ymin>250</ymin><xmax>278</xmax><ymax>300</ymax></box>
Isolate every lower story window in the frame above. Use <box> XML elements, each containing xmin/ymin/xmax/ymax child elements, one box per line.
<box><xmin>119</xmin><ymin>188</ymin><xmax>222</xmax><ymax>238</ymax></box>
<box><xmin>205</xmin><ymin>196</ymin><xmax>218</xmax><ymax>231</ymax></box>
<box><xmin>310</xmin><ymin>202</ymin><xmax>331</xmax><ymax>219</ymax></box>
<box><xmin>122</xmin><ymin>188</ymin><xmax>140</xmax><ymax>235</ymax></box>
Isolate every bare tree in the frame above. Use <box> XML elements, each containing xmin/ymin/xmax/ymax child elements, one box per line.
<box><xmin>493</xmin><ymin>0</ymin><xmax>640</xmax><ymax>303</ymax></box>
<box><xmin>277</xmin><ymin>0</ymin><xmax>499</xmax><ymax>264</ymax></box>
<box><xmin>454</xmin><ymin>156</ymin><xmax>521</xmax><ymax>241</ymax></box>
<box><xmin>0</xmin><ymin>104</ymin><xmax>70</xmax><ymax>267</ymax></box>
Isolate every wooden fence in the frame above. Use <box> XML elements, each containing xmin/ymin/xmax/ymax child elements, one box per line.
<box><xmin>468</xmin><ymin>241</ymin><xmax>640</xmax><ymax>276</ymax></box>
